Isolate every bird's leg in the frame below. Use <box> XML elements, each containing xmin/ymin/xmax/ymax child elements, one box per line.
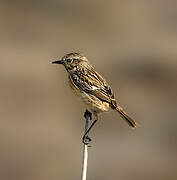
<box><xmin>82</xmin><ymin>111</ymin><xmax>98</xmax><ymax>144</ymax></box>
<box><xmin>83</xmin><ymin>110</ymin><xmax>92</xmax><ymax>145</ymax></box>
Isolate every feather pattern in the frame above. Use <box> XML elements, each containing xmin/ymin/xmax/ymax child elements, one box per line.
<box><xmin>70</xmin><ymin>66</ymin><xmax>117</xmax><ymax>108</ymax></box>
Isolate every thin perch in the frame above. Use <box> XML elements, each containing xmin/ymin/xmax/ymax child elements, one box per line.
<box><xmin>81</xmin><ymin>110</ymin><xmax>92</xmax><ymax>180</ymax></box>
<box><xmin>81</xmin><ymin>144</ymin><xmax>88</xmax><ymax>180</ymax></box>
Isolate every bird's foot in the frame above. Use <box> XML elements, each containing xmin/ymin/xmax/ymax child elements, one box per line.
<box><xmin>84</xmin><ymin>110</ymin><xmax>92</xmax><ymax>120</ymax></box>
<box><xmin>82</xmin><ymin>135</ymin><xmax>92</xmax><ymax>145</ymax></box>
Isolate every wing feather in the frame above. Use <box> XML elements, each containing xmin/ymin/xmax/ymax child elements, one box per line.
<box><xmin>70</xmin><ymin>67</ymin><xmax>116</xmax><ymax>107</ymax></box>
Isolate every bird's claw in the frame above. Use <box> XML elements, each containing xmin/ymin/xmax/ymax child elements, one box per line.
<box><xmin>84</xmin><ymin>110</ymin><xmax>92</xmax><ymax>120</ymax></box>
<box><xmin>82</xmin><ymin>135</ymin><xmax>92</xmax><ymax>145</ymax></box>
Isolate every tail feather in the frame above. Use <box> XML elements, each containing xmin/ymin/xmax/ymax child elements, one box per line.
<box><xmin>116</xmin><ymin>106</ymin><xmax>136</xmax><ymax>128</ymax></box>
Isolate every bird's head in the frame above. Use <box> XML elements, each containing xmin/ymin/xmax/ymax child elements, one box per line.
<box><xmin>52</xmin><ymin>52</ymin><xmax>89</xmax><ymax>71</ymax></box>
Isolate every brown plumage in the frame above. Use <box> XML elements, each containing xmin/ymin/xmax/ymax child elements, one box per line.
<box><xmin>52</xmin><ymin>52</ymin><xmax>136</xmax><ymax>128</ymax></box>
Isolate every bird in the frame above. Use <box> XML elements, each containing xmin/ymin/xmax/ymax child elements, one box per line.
<box><xmin>52</xmin><ymin>52</ymin><xmax>136</xmax><ymax>143</ymax></box>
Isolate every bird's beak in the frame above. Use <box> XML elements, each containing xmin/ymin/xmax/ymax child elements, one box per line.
<box><xmin>52</xmin><ymin>60</ymin><xmax>64</xmax><ymax>64</ymax></box>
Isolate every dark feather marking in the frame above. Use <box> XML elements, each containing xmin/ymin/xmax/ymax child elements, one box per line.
<box><xmin>70</xmin><ymin>66</ymin><xmax>117</xmax><ymax>107</ymax></box>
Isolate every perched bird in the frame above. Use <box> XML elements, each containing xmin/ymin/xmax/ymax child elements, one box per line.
<box><xmin>52</xmin><ymin>52</ymin><xmax>136</xmax><ymax>143</ymax></box>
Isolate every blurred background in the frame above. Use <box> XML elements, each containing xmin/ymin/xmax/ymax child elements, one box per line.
<box><xmin>1</xmin><ymin>0</ymin><xmax>177</xmax><ymax>179</ymax></box>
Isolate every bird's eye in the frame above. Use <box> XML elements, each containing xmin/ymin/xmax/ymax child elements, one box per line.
<box><xmin>66</xmin><ymin>58</ymin><xmax>73</xmax><ymax>63</ymax></box>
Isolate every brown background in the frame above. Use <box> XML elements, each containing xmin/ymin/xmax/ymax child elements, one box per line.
<box><xmin>1</xmin><ymin>0</ymin><xmax>177</xmax><ymax>180</ymax></box>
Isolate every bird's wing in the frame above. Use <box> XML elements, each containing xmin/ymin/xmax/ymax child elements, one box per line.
<box><xmin>70</xmin><ymin>67</ymin><xmax>117</xmax><ymax>107</ymax></box>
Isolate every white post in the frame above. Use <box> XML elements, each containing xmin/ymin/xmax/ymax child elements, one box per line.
<box><xmin>81</xmin><ymin>144</ymin><xmax>88</xmax><ymax>180</ymax></box>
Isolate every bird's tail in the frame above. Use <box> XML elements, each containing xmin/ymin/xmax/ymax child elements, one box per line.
<box><xmin>115</xmin><ymin>106</ymin><xmax>136</xmax><ymax>128</ymax></box>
